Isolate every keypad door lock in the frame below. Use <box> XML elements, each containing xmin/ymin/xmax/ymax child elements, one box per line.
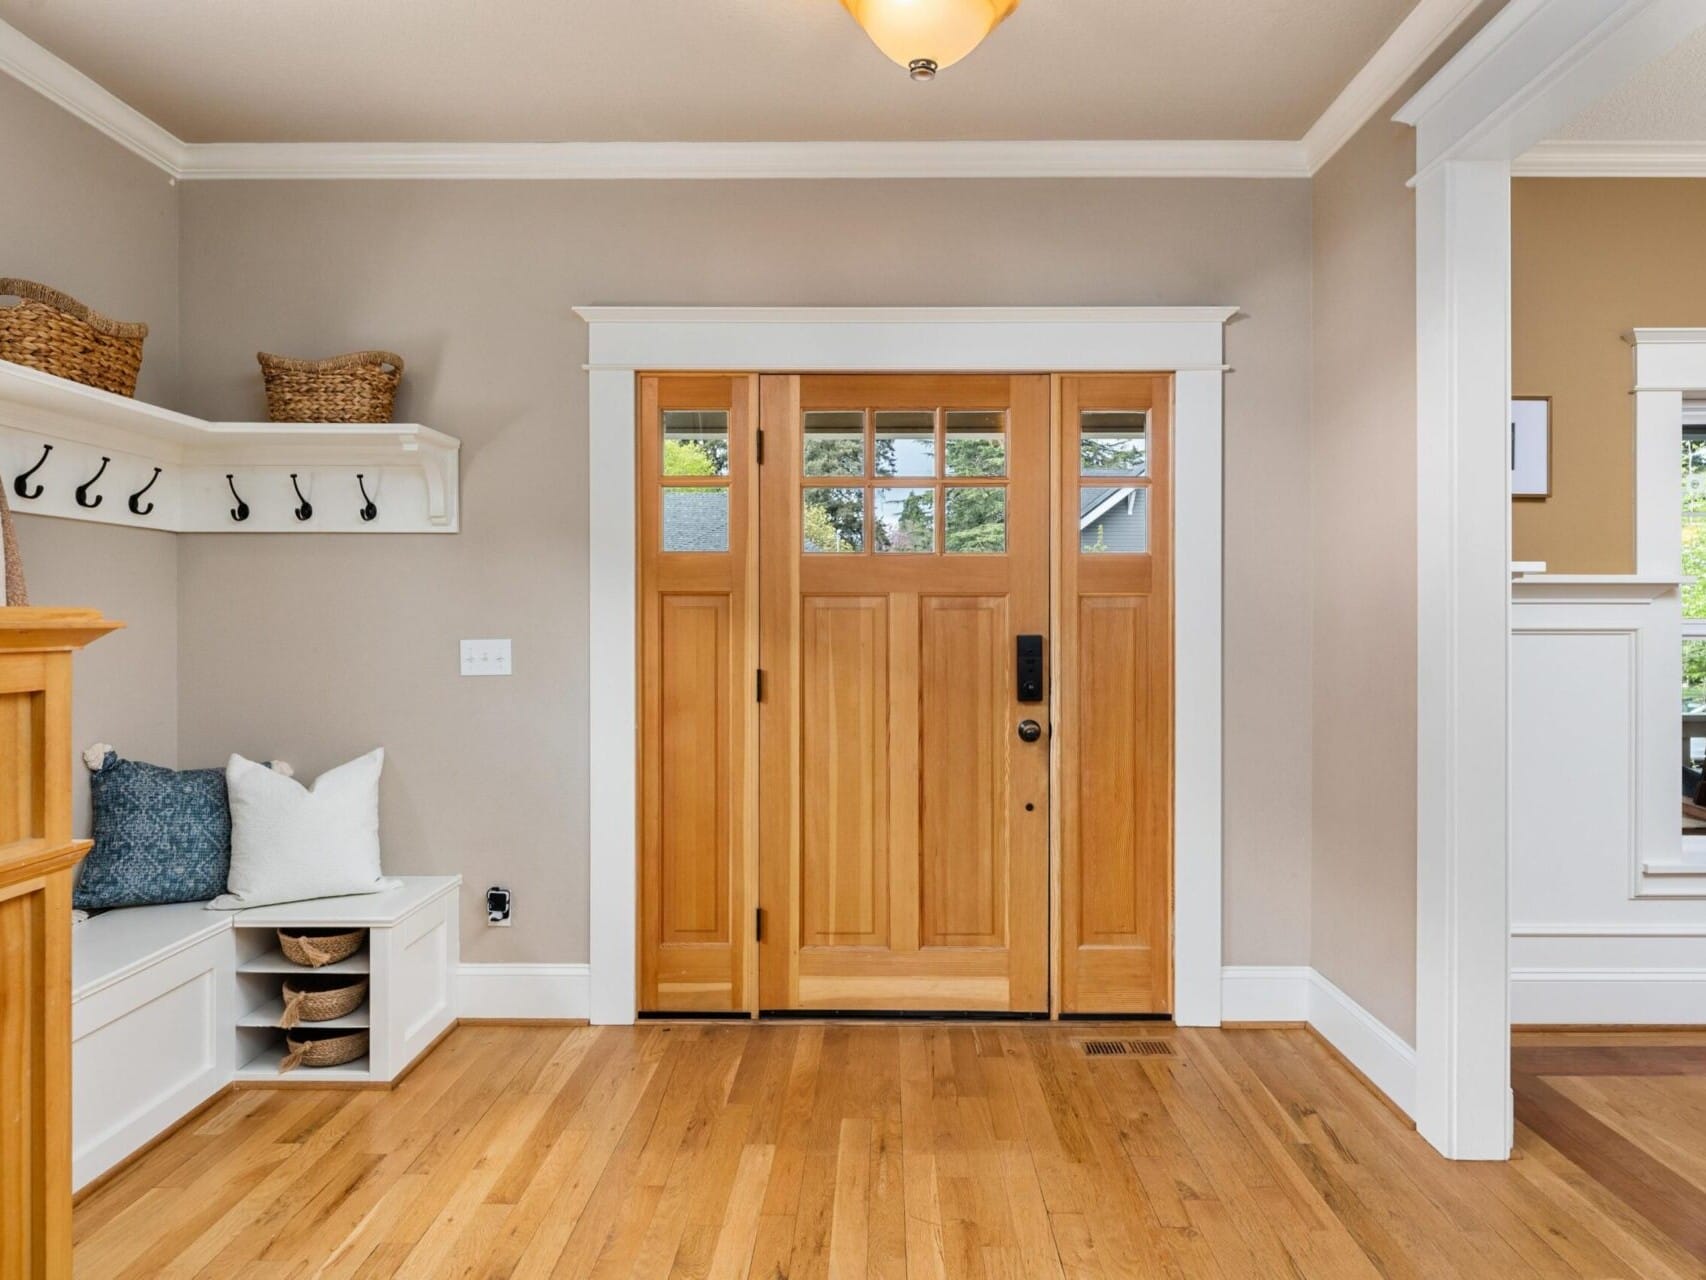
<box><xmin>1017</xmin><ymin>634</ymin><xmax>1045</xmax><ymax>703</ymax></box>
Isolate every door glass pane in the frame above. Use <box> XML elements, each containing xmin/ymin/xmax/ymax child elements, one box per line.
<box><xmin>874</xmin><ymin>411</ymin><xmax>936</xmax><ymax>477</ymax></box>
<box><xmin>1080</xmin><ymin>410</ymin><xmax>1149</xmax><ymax>477</ymax></box>
<box><xmin>873</xmin><ymin>487</ymin><xmax>935</xmax><ymax>554</ymax></box>
<box><xmin>1080</xmin><ymin>486</ymin><xmax>1148</xmax><ymax>553</ymax></box>
<box><xmin>803</xmin><ymin>411</ymin><xmax>865</xmax><ymax>477</ymax></box>
<box><xmin>662</xmin><ymin>487</ymin><xmax>729</xmax><ymax>552</ymax></box>
<box><xmin>943</xmin><ymin>487</ymin><xmax>1006</xmax><ymax>553</ymax></box>
<box><xmin>944</xmin><ymin>410</ymin><xmax>1006</xmax><ymax>477</ymax></box>
<box><xmin>662</xmin><ymin>410</ymin><xmax>730</xmax><ymax>477</ymax></box>
<box><xmin>803</xmin><ymin>486</ymin><xmax>864</xmax><ymax>553</ymax></box>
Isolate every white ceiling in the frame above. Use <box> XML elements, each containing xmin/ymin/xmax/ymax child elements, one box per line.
<box><xmin>0</xmin><ymin>0</ymin><xmax>1422</xmax><ymax>144</ymax></box>
<box><xmin>1558</xmin><ymin>24</ymin><xmax>1706</xmax><ymax>141</ymax></box>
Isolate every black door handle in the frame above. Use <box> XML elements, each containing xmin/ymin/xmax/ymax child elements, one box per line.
<box><xmin>1017</xmin><ymin>719</ymin><xmax>1044</xmax><ymax>743</ymax></box>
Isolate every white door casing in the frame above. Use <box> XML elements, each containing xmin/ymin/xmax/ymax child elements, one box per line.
<box><xmin>579</xmin><ymin>307</ymin><xmax>1231</xmax><ymax>1027</ymax></box>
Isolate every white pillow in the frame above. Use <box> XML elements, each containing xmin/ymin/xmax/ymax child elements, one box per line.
<box><xmin>211</xmin><ymin>749</ymin><xmax>397</xmax><ymax>910</ymax></box>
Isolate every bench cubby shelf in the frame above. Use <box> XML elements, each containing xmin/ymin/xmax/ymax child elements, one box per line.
<box><xmin>70</xmin><ymin>876</ymin><xmax>460</xmax><ymax>1190</ymax></box>
<box><xmin>0</xmin><ymin>358</ymin><xmax>459</xmax><ymax>533</ymax></box>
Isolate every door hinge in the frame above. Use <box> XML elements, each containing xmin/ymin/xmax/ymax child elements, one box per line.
<box><xmin>755</xmin><ymin>668</ymin><xmax>764</xmax><ymax>702</ymax></box>
<box><xmin>755</xmin><ymin>907</ymin><xmax>765</xmax><ymax>942</ymax></box>
<box><xmin>756</xmin><ymin>429</ymin><xmax>765</xmax><ymax>464</ymax></box>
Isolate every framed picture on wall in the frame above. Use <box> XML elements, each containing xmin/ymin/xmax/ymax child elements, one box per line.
<box><xmin>1511</xmin><ymin>396</ymin><xmax>1551</xmax><ymax>499</ymax></box>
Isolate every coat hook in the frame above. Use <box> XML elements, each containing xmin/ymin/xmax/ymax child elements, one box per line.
<box><xmin>290</xmin><ymin>472</ymin><xmax>313</xmax><ymax>522</ymax></box>
<box><xmin>357</xmin><ymin>473</ymin><xmax>378</xmax><ymax>522</ymax></box>
<box><xmin>226</xmin><ymin>474</ymin><xmax>249</xmax><ymax>522</ymax></box>
<box><xmin>75</xmin><ymin>456</ymin><xmax>110</xmax><ymax>509</ymax></box>
<box><xmin>128</xmin><ymin>466</ymin><xmax>162</xmax><ymax>516</ymax></box>
<box><xmin>13</xmin><ymin>443</ymin><xmax>51</xmax><ymax>500</ymax></box>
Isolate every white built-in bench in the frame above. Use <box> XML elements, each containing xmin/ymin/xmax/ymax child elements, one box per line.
<box><xmin>71</xmin><ymin>875</ymin><xmax>460</xmax><ymax>1191</ymax></box>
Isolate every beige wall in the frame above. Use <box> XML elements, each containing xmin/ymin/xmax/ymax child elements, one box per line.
<box><xmin>1512</xmin><ymin>179</ymin><xmax>1706</xmax><ymax>572</ymax></box>
<box><xmin>173</xmin><ymin>178</ymin><xmax>1316</xmax><ymax>967</ymax></box>
<box><xmin>10</xmin><ymin>518</ymin><xmax>180</xmax><ymax>834</ymax></box>
<box><xmin>1304</xmin><ymin>1</ymin><xmax>1503</xmax><ymax>1048</ymax></box>
<box><xmin>0</xmin><ymin>72</ymin><xmax>183</xmax><ymax>833</ymax></box>
<box><xmin>1310</xmin><ymin>109</ymin><xmax>1420</xmax><ymax>1042</ymax></box>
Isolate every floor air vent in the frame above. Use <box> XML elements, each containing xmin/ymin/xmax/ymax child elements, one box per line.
<box><xmin>1079</xmin><ymin>1039</ymin><xmax>1175</xmax><ymax>1058</ymax></box>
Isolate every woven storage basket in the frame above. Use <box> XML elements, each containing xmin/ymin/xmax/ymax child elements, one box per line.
<box><xmin>278</xmin><ymin>927</ymin><xmax>366</xmax><ymax>968</ymax></box>
<box><xmin>279</xmin><ymin>974</ymin><xmax>369</xmax><ymax>1028</ymax></box>
<box><xmin>0</xmin><ymin>279</ymin><xmax>147</xmax><ymax>396</ymax></box>
<box><xmin>258</xmin><ymin>350</ymin><xmax>403</xmax><ymax>423</ymax></box>
<box><xmin>279</xmin><ymin>1028</ymin><xmax>369</xmax><ymax>1073</ymax></box>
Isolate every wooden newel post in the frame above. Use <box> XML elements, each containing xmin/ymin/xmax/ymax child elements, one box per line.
<box><xmin>0</xmin><ymin>607</ymin><xmax>121</xmax><ymax>1280</ymax></box>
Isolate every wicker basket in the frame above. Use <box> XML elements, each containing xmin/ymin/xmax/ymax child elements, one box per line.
<box><xmin>279</xmin><ymin>1028</ymin><xmax>369</xmax><ymax>1073</ymax></box>
<box><xmin>278</xmin><ymin>927</ymin><xmax>366</xmax><ymax>968</ymax></box>
<box><xmin>258</xmin><ymin>350</ymin><xmax>403</xmax><ymax>423</ymax></box>
<box><xmin>279</xmin><ymin>974</ymin><xmax>369</xmax><ymax>1028</ymax></box>
<box><xmin>0</xmin><ymin>279</ymin><xmax>147</xmax><ymax>396</ymax></box>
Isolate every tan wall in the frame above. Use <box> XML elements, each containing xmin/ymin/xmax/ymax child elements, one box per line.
<box><xmin>174</xmin><ymin>178</ymin><xmax>1317</xmax><ymax>967</ymax></box>
<box><xmin>1512</xmin><ymin>179</ymin><xmax>1706</xmax><ymax>572</ymax></box>
<box><xmin>0</xmin><ymin>73</ymin><xmax>183</xmax><ymax>833</ymax></box>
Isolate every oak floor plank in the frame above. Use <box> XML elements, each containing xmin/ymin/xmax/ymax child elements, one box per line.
<box><xmin>71</xmin><ymin>1023</ymin><xmax>1706</xmax><ymax>1280</ymax></box>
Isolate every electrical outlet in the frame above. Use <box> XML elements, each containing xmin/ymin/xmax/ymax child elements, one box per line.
<box><xmin>460</xmin><ymin>638</ymin><xmax>512</xmax><ymax>677</ymax></box>
<box><xmin>486</xmin><ymin>885</ymin><xmax>512</xmax><ymax>926</ymax></box>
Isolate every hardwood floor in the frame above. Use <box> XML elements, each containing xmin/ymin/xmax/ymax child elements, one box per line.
<box><xmin>73</xmin><ymin>1023</ymin><xmax>1706</xmax><ymax>1278</ymax></box>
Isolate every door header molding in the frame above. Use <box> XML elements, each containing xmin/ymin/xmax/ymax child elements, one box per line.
<box><xmin>583</xmin><ymin>306</ymin><xmax>1228</xmax><ymax>1027</ymax></box>
<box><xmin>575</xmin><ymin>306</ymin><xmax>1239</xmax><ymax>375</ymax></box>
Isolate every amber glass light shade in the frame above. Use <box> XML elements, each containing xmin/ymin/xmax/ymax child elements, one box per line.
<box><xmin>839</xmin><ymin>0</ymin><xmax>1021</xmax><ymax>77</ymax></box>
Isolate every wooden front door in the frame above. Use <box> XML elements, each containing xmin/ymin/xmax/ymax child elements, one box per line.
<box><xmin>755</xmin><ymin>375</ymin><xmax>1051</xmax><ymax>1012</ymax></box>
<box><xmin>637</xmin><ymin>371</ymin><xmax>1173</xmax><ymax>1017</ymax></box>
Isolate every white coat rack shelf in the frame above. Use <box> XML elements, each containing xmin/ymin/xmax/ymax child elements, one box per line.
<box><xmin>0</xmin><ymin>360</ymin><xmax>459</xmax><ymax>533</ymax></box>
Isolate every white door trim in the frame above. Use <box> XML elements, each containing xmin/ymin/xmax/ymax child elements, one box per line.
<box><xmin>1397</xmin><ymin>0</ymin><xmax>1704</xmax><ymax>1160</ymax></box>
<box><xmin>579</xmin><ymin>306</ymin><xmax>1232</xmax><ymax>1025</ymax></box>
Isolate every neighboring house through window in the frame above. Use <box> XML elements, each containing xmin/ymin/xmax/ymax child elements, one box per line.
<box><xmin>1681</xmin><ymin>405</ymin><xmax>1706</xmax><ymax>836</ymax></box>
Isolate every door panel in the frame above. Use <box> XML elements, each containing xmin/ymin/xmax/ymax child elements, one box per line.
<box><xmin>1056</xmin><ymin>375</ymin><xmax>1173</xmax><ymax>1014</ymax></box>
<box><xmin>918</xmin><ymin>595</ymin><xmax>1007</xmax><ymax>947</ymax></box>
<box><xmin>759</xmin><ymin>374</ymin><xmax>1050</xmax><ymax>1012</ymax></box>
<box><xmin>638</xmin><ymin>374</ymin><xmax>758</xmax><ymax>1013</ymax></box>
<box><xmin>658</xmin><ymin>594</ymin><xmax>731</xmax><ymax>942</ymax></box>
<box><xmin>799</xmin><ymin>596</ymin><xmax>890</xmax><ymax>948</ymax></box>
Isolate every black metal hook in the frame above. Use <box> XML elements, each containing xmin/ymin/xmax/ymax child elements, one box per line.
<box><xmin>128</xmin><ymin>467</ymin><xmax>162</xmax><ymax>516</ymax></box>
<box><xmin>226</xmin><ymin>474</ymin><xmax>249</xmax><ymax>522</ymax></box>
<box><xmin>13</xmin><ymin>443</ymin><xmax>51</xmax><ymax>500</ymax></box>
<box><xmin>357</xmin><ymin>473</ymin><xmax>377</xmax><ymax>522</ymax></box>
<box><xmin>75</xmin><ymin>456</ymin><xmax>110</xmax><ymax>509</ymax></box>
<box><xmin>290</xmin><ymin>473</ymin><xmax>312</xmax><ymax>522</ymax></box>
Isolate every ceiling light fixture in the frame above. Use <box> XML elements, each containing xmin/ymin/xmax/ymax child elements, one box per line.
<box><xmin>839</xmin><ymin>0</ymin><xmax>1021</xmax><ymax>81</ymax></box>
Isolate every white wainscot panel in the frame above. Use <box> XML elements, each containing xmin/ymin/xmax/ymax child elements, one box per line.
<box><xmin>1511</xmin><ymin>626</ymin><xmax>1639</xmax><ymax>922</ymax></box>
<box><xmin>1511</xmin><ymin>583</ymin><xmax>1706</xmax><ymax>1023</ymax></box>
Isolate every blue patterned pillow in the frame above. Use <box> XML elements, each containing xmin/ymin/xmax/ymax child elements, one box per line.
<box><xmin>76</xmin><ymin>749</ymin><xmax>234</xmax><ymax>909</ymax></box>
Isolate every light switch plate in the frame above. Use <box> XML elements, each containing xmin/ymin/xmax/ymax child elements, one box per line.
<box><xmin>460</xmin><ymin>638</ymin><xmax>512</xmax><ymax>676</ymax></box>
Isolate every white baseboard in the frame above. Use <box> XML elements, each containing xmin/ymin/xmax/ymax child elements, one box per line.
<box><xmin>1511</xmin><ymin>967</ymin><xmax>1706</xmax><ymax>1025</ymax></box>
<box><xmin>457</xmin><ymin>963</ymin><xmax>589</xmax><ymax>1021</ymax></box>
<box><xmin>1221</xmin><ymin>965</ymin><xmax>1417</xmax><ymax>1117</ymax></box>
<box><xmin>1220</xmin><ymin>965</ymin><xmax>1312</xmax><ymax>1022</ymax></box>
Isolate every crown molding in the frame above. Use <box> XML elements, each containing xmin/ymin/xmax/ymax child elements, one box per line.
<box><xmin>1301</xmin><ymin>0</ymin><xmax>1487</xmax><ymax>172</ymax></box>
<box><xmin>173</xmin><ymin>138</ymin><xmax>1310</xmax><ymax>181</ymax></box>
<box><xmin>1515</xmin><ymin>139</ymin><xmax>1706</xmax><ymax>176</ymax></box>
<box><xmin>0</xmin><ymin>4</ymin><xmax>1490</xmax><ymax>182</ymax></box>
<box><xmin>0</xmin><ymin>18</ymin><xmax>186</xmax><ymax>174</ymax></box>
